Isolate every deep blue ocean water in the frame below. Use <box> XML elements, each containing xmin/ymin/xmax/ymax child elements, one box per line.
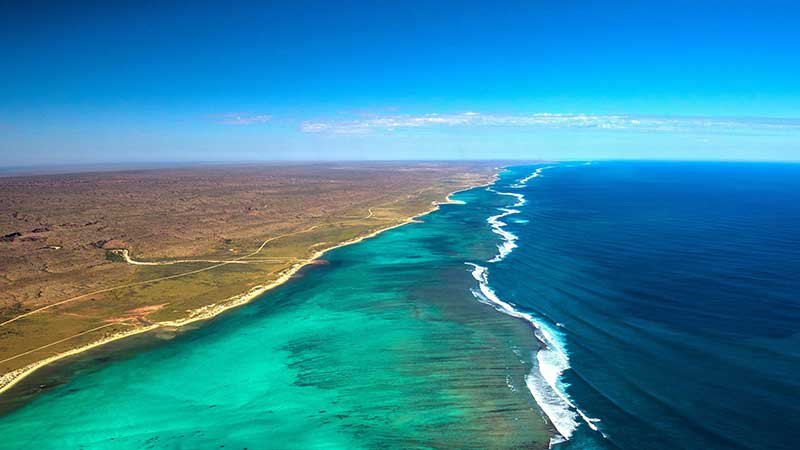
<box><xmin>486</xmin><ymin>162</ymin><xmax>800</xmax><ymax>449</ymax></box>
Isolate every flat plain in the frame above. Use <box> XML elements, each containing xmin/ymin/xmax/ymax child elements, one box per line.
<box><xmin>0</xmin><ymin>162</ymin><xmax>496</xmax><ymax>390</ymax></box>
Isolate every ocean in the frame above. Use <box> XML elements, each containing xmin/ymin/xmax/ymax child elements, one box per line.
<box><xmin>0</xmin><ymin>161</ymin><xmax>798</xmax><ymax>449</ymax></box>
<box><xmin>484</xmin><ymin>162</ymin><xmax>800</xmax><ymax>449</ymax></box>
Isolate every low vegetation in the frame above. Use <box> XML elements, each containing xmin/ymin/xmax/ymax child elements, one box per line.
<box><xmin>0</xmin><ymin>162</ymin><xmax>495</xmax><ymax>385</ymax></box>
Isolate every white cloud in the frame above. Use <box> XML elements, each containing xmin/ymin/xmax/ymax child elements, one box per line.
<box><xmin>300</xmin><ymin>112</ymin><xmax>800</xmax><ymax>135</ymax></box>
<box><xmin>215</xmin><ymin>113</ymin><xmax>272</xmax><ymax>125</ymax></box>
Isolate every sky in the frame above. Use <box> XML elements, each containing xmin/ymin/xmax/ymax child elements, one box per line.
<box><xmin>1</xmin><ymin>0</ymin><xmax>799</xmax><ymax>166</ymax></box>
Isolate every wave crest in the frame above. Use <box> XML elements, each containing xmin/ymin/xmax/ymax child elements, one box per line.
<box><xmin>511</xmin><ymin>166</ymin><xmax>554</xmax><ymax>188</ymax></box>
<box><xmin>466</xmin><ymin>263</ymin><xmax>588</xmax><ymax>440</ymax></box>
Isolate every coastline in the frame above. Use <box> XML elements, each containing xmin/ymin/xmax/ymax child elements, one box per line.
<box><xmin>0</xmin><ymin>176</ymin><xmax>497</xmax><ymax>398</ymax></box>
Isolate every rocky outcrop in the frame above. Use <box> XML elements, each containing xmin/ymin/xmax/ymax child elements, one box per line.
<box><xmin>0</xmin><ymin>232</ymin><xmax>22</xmax><ymax>242</ymax></box>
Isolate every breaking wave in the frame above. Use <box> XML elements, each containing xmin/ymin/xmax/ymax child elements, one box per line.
<box><xmin>466</xmin><ymin>263</ymin><xmax>601</xmax><ymax>443</ymax></box>
<box><xmin>487</xmin><ymin>208</ymin><xmax>520</xmax><ymax>262</ymax></box>
<box><xmin>484</xmin><ymin>190</ymin><xmax>525</xmax><ymax>262</ymax></box>
<box><xmin>511</xmin><ymin>166</ymin><xmax>553</xmax><ymax>188</ymax></box>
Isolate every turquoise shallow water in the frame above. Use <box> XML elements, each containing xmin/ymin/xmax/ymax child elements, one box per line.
<box><xmin>0</xmin><ymin>187</ymin><xmax>551</xmax><ymax>449</ymax></box>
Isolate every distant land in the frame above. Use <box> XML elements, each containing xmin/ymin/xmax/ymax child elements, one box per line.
<box><xmin>0</xmin><ymin>162</ymin><xmax>497</xmax><ymax>392</ymax></box>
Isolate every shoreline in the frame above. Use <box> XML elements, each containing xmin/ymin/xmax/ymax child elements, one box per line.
<box><xmin>0</xmin><ymin>177</ymin><xmax>496</xmax><ymax>398</ymax></box>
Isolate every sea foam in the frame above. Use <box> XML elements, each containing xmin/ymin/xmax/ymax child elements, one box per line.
<box><xmin>511</xmin><ymin>166</ymin><xmax>553</xmax><ymax>188</ymax></box>
<box><xmin>487</xmin><ymin>208</ymin><xmax>520</xmax><ymax>262</ymax></box>
<box><xmin>485</xmin><ymin>189</ymin><xmax>525</xmax><ymax>262</ymax></box>
<box><xmin>485</xmin><ymin>167</ymin><xmax>553</xmax><ymax>262</ymax></box>
<box><xmin>494</xmin><ymin>190</ymin><xmax>526</xmax><ymax>207</ymax></box>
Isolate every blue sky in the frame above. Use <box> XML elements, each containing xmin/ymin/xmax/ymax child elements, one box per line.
<box><xmin>1</xmin><ymin>0</ymin><xmax>799</xmax><ymax>165</ymax></box>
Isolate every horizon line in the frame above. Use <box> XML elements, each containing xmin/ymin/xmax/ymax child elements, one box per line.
<box><xmin>2</xmin><ymin>158</ymin><xmax>799</xmax><ymax>178</ymax></box>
